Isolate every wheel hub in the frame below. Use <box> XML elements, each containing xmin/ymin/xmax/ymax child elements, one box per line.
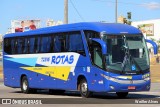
<box><xmin>23</xmin><ymin>80</ymin><xmax>28</xmax><ymax>91</ymax></box>
<box><xmin>81</xmin><ymin>82</ymin><xmax>87</xmax><ymax>94</ymax></box>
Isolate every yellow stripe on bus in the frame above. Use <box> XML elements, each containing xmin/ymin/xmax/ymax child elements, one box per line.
<box><xmin>21</xmin><ymin>66</ymin><xmax>71</xmax><ymax>81</ymax></box>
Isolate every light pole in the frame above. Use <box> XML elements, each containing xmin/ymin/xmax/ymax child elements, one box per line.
<box><xmin>64</xmin><ymin>0</ymin><xmax>68</xmax><ymax>24</ymax></box>
<box><xmin>115</xmin><ymin>0</ymin><xmax>118</xmax><ymax>23</ymax></box>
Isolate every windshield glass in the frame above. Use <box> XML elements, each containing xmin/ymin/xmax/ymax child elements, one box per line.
<box><xmin>103</xmin><ymin>34</ymin><xmax>149</xmax><ymax>74</ymax></box>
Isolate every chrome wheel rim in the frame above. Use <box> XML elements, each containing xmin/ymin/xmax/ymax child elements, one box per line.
<box><xmin>81</xmin><ymin>82</ymin><xmax>87</xmax><ymax>95</ymax></box>
<box><xmin>23</xmin><ymin>80</ymin><xmax>28</xmax><ymax>91</ymax></box>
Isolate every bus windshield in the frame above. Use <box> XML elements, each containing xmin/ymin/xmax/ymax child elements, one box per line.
<box><xmin>103</xmin><ymin>34</ymin><xmax>149</xmax><ymax>74</ymax></box>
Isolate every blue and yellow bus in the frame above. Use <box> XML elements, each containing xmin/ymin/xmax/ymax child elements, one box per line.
<box><xmin>3</xmin><ymin>22</ymin><xmax>158</xmax><ymax>98</ymax></box>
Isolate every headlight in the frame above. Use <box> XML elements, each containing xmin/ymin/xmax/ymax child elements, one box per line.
<box><xmin>142</xmin><ymin>73</ymin><xmax>150</xmax><ymax>79</ymax></box>
<box><xmin>144</xmin><ymin>77</ymin><xmax>150</xmax><ymax>81</ymax></box>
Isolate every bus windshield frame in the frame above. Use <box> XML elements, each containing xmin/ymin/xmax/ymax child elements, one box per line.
<box><xmin>102</xmin><ymin>34</ymin><xmax>150</xmax><ymax>74</ymax></box>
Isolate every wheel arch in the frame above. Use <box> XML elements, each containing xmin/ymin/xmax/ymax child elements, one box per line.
<box><xmin>77</xmin><ymin>75</ymin><xmax>87</xmax><ymax>90</ymax></box>
<box><xmin>20</xmin><ymin>74</ymin><xmax>27</xmax><ymax>85</ymax></box>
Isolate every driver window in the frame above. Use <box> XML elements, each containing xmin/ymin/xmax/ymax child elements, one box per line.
<box><xmin>90</xmin><ymin>41</ymin><xmax>103</xmax><ymax>68</ymax></box>
<box><xmin>107</xmin><ymin>37</ymin><xmax>125</xmax><ymax>64</ymax></box>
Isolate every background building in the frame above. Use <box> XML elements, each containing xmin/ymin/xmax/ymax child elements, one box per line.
<box><xmin>132</xmin><ymin>19</ymin><xmax>160</xmax><ymax>40</ymax></box>
<box><xmin>46</xmin><ymin>19</ymin><xmax>56</xmax><ymax>26</ymax></box>
<box><xmin>132</xmin><ymin>19</ymin><xmax>160</xmax><ymax>58</ymax></box>
<box><xmin>46</xmin><ymin>19</ymin><xmax>63</xmax><ymax>27</ymax></box>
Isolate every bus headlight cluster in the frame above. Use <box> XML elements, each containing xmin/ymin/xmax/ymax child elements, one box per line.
<box><xmin>109</xmin><ymin>77</ymin><xmax>116</xmax><ymax>81</ymax></box>
<box><xmin>144</xmin><ymin>77</ymin><xmax>150</xmax><ymax>81</ymax></box>
<box><xmin>101</xmin><ymin>74</ymin><xmax>117</xmax><ymax>82</ymax></box>
<box><xmin>142</xmin><ymin>73</ymin><xmax>150</xmax><ymax>79</ymax></box>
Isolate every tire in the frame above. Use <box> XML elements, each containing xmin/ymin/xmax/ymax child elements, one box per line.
<box><xmin>79</xmin><ymin>79</ymin><xmax>92</xmax><ymax>98</ymax></box>
<box><xmin>116</xmin><ymin>92</ymin><xmax>128</xmax><ymax>98</ymax></box>
<box><xmin>21</xmin><ymin>76</ymin><xmax>31</xmax><ymax>94</ymax></box>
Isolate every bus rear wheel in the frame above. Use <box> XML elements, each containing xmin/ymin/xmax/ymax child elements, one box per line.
<box><xmin>116</xmin><ymin>92</ymin><xmax>128</xmax><ymax>98</ymax></box>
<box><xmin>21</xmin><ymin>76</ymin><xmax>31</xmax><ymax>94</ymax></box>
<box><xmin>79</xmin><ymin>79</ymin><xmax>92</xmax><ymax>98</ymax></box>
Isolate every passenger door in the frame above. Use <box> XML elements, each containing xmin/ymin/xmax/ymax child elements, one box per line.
<box><xmin>89</xmin><ymin>41</ymin><xmax>105</xmax><ymax>92</ymax></box>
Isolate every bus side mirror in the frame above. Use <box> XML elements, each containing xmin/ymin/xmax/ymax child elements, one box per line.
<box><xmin>146</xmin><ymin>39</ymin><xmax>158</xmax><ymax>55</ymax></box>
<box><xmin>101</xmin><ymin>42</ymin><xmax>107</xmax><ymax>55</ymax></box>
<box><xmin>91</xmin><ymin>38</ymin><xmax>107</xmax><ymax>54</ymax></box>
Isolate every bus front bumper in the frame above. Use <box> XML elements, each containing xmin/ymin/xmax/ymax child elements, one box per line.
<box><xmin>104</xmin><ymin>76</ymin><xmax>151</xmax><ymax>92</ymax></box>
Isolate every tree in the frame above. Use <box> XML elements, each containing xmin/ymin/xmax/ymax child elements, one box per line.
<box><xmin>123</xmin><ymin>12</ymin><xmax>132</xmax><ymax>25</ymax></box>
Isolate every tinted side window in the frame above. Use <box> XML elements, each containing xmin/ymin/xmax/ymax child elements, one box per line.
<box><xmin>84</xmin><ymin>30</ymin><xmax>100</xmax><ymax>42</ymax></box>
<box><xmin>40</xmin><ymin>36</ymin><xmax>47</xmax><ymax>53</ymax></box>
<box><xmin>68</xmin><ymin>32</ymin><xmax>85</xmax><ymax>55</ymax></box>
<box><xmin>49</xmin><ymin>35</ymin><xmax>54</xmax><ymax>53</ymax></box>
<box><xmin>4</xmin><ymin>38</ymin><xmax>11</xmax><ymax>54</ymax></box>
<box><xmin>23</xmin><ymin>38</ymin><xmax>29</xmax><ymax>54</ymax></box>
<box><xmin>90</xmin><ymin>41</ymin><xmax>103</xmax><ymax>68</ymax></box>
<box><xmin>4</xmin><ymin>32</ymin><xmax>86</xmax><ymax>55</ymax></box>
<box><xmin>34</xmin><ymin>36</ymin><xmax>41</xmax><ymax>53</ymax></box>
<box><xmin>54</xmin><ymin>34</ymin><xmax>66</xmax><ymax>52</ymax></box>
<box><xmin>17</xmin><ymin>38</ymin><xmax>23</xmax><ymax>54</ymax></box>
<box><xmin>11</xmin><ymin>39</ymin><xmax>18</xmax><ymax>54</ymax></box>
<box><xmin>54</xmin><ymin>35</ymin><xmax>61</xmax><ymax>52</ymax></box>
<box><xmin>29</xmin><ymin>38</ymin><xmax>35</xmax><ymax>54</ymax></box>
<box><xmin>40</xmin><ymin>36</ymin><xmax>51</xmax><ymax>53</ymax></box>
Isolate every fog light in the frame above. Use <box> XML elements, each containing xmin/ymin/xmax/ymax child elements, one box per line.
<box><xmin>110</xmin><ymin>85</ymin><xmax>115</xmax><ymax>90</ymax></box>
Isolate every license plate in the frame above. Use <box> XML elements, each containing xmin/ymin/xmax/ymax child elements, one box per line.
<box><xmin>128</xmin><ymin>86</ymin><xmax>136</xmax><ymax>90</ymax></box>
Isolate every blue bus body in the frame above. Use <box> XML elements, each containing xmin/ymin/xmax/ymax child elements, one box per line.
<box><xmin>3</xmin><ymin>22</ymin><xmax>154</xmax><ymax>97</ymax></box>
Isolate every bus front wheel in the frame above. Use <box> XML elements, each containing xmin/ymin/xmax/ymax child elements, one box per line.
<box><xmin>116</xmin><ymin>92</ymin><xmax>128</xmax><ymax>98</ymax></box>
<box><xmin>21</xmin><ymin>76</ymin><xmax>31</xmax><ymax>94</ymax></box>
<box><xmin>79</xmin><ymin>79</ymin><xmax>92</xmax><ymax>98</ymax></box>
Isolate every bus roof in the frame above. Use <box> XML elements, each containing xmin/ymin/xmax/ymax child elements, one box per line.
<box><xmin>4</xmin><ymin>22</ymin><xmax>141</xmax><ymax>38</ymax></box>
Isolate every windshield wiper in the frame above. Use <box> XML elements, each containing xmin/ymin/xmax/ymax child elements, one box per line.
<box><xmin>121</xmin><ymin>35</ymin><xmax>130</xmax><ymax>74</ymax></box>
<box><xmin>121</xmin><ymin>46</ymin><xmax>144</xmax><ymax>74</ymax></box>
<box><xmin>130</xmin><ymin>56</ymin><xmax>143</xmax><ymax>74</ymax></box>
<box><xmin>121</xmin><ymin>50</ymin><xmax>129</xmax><ymax>74</ymax></box>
